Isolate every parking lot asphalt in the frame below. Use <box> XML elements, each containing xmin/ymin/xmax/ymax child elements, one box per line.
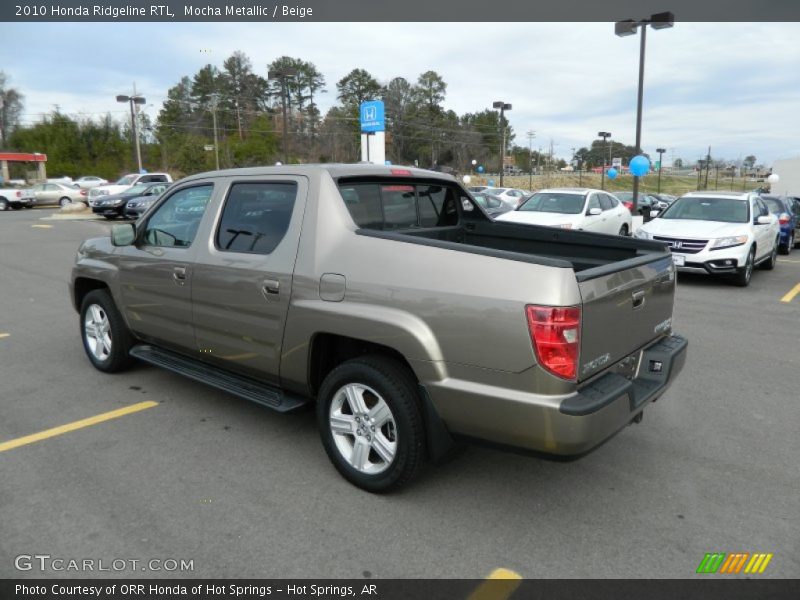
<box><xmin>1</xmin><ymin>208</ymin><xmax>798</xmax><ymax>580</ymax></box>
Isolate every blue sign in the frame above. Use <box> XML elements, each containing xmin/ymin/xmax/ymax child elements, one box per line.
<box><xmin>360</xmin><ymin>100</ymin><xmax>385</xmax><ymax>133</ymax></box>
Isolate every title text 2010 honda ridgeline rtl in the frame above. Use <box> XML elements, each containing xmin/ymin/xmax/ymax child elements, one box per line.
<box><xmin>70</xmin><ymin>165</ymin><xmax>687</xmax><ymax>491</ymax></box>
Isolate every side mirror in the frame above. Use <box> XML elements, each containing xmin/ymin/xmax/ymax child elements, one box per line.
<box><xmin>111</xmin><ymin>223</ymin><xmax>136</xmax><ymax>246</ymax></box>
<box><xmin>756</xmin><ymin>215</ymin><xmax>771</xmax><ymax>225</ymax></box>
<box><xmin>588</xmin><ymin>207</ymin><xmax>602</xmax><ymax>216</ymax></box>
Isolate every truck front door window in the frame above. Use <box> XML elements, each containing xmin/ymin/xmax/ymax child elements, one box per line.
<box><xmin>143</xmin><ymin>185</ymin><xmax>213</xmax><ymax>248</ymax></box>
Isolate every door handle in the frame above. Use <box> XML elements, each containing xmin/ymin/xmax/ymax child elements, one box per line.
<box><xmin>262</xmin><ymin>279</ymin><xmax>280</xmax><ymax>295</ymax></box>
<box><xmin>173</xmin><ymin>266</ymin><xmax>187</xmax><ymax>284</ymax></box>
<box><xmin>632</xmin><ymin>290</ymin><xmax>646</xmax><ymax>309</ymax></box>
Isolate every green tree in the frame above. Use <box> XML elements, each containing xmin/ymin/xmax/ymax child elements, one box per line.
<box><xmin>336</xmin><ymin>68</ymin><xmax>381</xmax><ymax>108</ymax></box>
<box><xmin>0</xmin><ymin>71</ymin><xmax>25</xmax><ymax>147</ymax></box>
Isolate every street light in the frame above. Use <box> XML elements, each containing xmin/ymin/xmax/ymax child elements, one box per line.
<box><xmin>493</xmin><ymin>100</ymin><xmax>512</xmax><ymax>186</ymax></box>
<box><xmin>597</xmin><ymin>131</ymin><xmax>611</xmax><ymax>190</ymax></box>
<box><xmin>268</xmin><ymin>67</ymin><xmax>298</xmax><ymax>164</ymax></box>
<box><xmin>656</xmin><ymin>147</ymin><xmax>666</xmax><ymax>192</ymax></box>
<box><xmin>615</xmin><ymin>11</ymin><xmax>674</xmax><ymax>211</ymax></box>
<box><xmin>116</xmin><ymin>94</ymin><xmax>146</xmax><ymax>172</ymax></box>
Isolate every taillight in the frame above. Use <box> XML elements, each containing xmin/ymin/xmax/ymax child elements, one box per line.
<box><xmin>779</xmin><ymin>213</ymin><xmax>790</xmax><ymax>225</ymax></box>
<box><xmin>526</xmin><ymin>305</ymin><xmax>581</xmax><ymax>380</ymax></box>
<box><xmin>15</xmin><ymin>191</ymin><xmax>22</xmax><ymax>197</ymax></box>
<box><xmin>623</xmin><ymin>201</ymin><xmax>634</xmax><ymax>211</ymax></box>
<box><xmin>80</xmin><ymin>189</ymin><xmax>87</xmax><ymax>196</ymax></box>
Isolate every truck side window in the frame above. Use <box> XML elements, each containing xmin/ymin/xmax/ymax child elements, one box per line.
<box><xmin>340</xmin><ymin>181</ymin><xmax>459</xmax><ymax>230</ymax></box>
<box><xmin>143</xmin><ymin>185</ymin><xmax>213</xmax><ymax>248</ymax></box>
<box><xmin>216</xmin><ymin>182</ymin><xmax>298</xmax><ymax>254</ymax></box>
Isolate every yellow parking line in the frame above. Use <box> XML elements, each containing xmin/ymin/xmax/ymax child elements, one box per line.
<box><xmin>0</xmin><ymin>401</ymin><xmax>158</xmax><ymax>453</ymax></box>
<box><xmin>468</xmin><ymin>568</ymin><xmax>522</xmax><ymax>600</ymax></box>
<box><xmin>0</xmin><ymin>333</ymin><xmax>9</xmax><ymax>339</ymax></box>
<box><xmin>778</xmin><ymin>259</ymin><xmax>800</xmax><ymax>264</ymax></box>
<box><xmin>31</xmin><ymin>224</ymin><xmax>53</xmax><ymax>229</ymax></box>
<box><xmin>780</xmin><ymin>283</ymin><xmax>800</xmax><ymax>303</ymax></box>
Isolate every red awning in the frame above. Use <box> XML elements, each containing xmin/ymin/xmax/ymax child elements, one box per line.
<box><xmin>0</xmin><ymin>152</ymin><xmax>48</xmax><ymax>162</ymax></box>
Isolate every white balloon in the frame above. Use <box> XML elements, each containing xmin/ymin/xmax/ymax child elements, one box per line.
<box><xmin>462</xmin><ymin>175</ymin><xmax>472</xmax><ymax>184</ymax></box>
<box><xmin>767</xmin><ymin>173</ymin><xmax>779</xmax><ymax>183</ymax></box>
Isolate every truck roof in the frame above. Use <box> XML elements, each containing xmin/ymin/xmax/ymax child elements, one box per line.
<box><xmin>179</xmin><ymin>163</ymin><xmax>457</xmax><ymax>184</ymax></box>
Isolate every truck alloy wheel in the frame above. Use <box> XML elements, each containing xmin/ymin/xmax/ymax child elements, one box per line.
<box><xmin>317</xmin><ymin>357</ymin><xmax>425</xmax><ymax>492</ymax></box>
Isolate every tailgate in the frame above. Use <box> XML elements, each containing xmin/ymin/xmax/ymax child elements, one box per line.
<box><xmin>577</xmin><ymin>254</ymin><xmax>675</xmax><ymax>382</ymax></box>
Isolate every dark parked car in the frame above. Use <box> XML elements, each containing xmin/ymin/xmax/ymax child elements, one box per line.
<box><xmin>124</xmin><ymin>184</ymin><xmax>170</xmax><ymax>219</ymax></box>
<box><xmin>92</xmin><ymin>183</ymin><xmax>168</xmax><ymax>220</ymax></box>
<box><xmin>761</xmin><ymin>195</ymin><xmax>797</xmax><ymax>254</ymax></box>
<box><xmin>471</xmin><ymin>192</ymin><xmax>513</xmax><ymax>218</ymax></box>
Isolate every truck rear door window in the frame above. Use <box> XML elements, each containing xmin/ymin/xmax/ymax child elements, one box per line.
<box><xmin>339</xmin><ymin>181</ymin><xmax>459</xmax><ymax>230</ymax></box>
<box><xmin>216</xmin><ymin>182</ymin><xmax>297</xmax><ymax>254</ymax></box>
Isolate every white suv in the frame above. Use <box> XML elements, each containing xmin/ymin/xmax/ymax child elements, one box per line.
<box><xmin>634</xmin><ymin>191</ymin><xmax>780</xmax><ymax>286</ymax></box>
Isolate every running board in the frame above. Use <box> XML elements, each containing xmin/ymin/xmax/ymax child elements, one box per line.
<box><xmin>129</xmin><ymin>344</ymin><xmax>310</xmax><ymax>413</ymax></box>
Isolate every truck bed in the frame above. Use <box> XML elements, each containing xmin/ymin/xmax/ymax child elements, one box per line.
<box><xmin>358</xmin><ymin>220</ymin><xmax>670</xmax><ymax>280</ymax></box>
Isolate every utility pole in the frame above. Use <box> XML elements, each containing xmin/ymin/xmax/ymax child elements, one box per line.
<box><xmin>493</xmin><ymin>101</ymin><xmax>512</xmax><ymax>186</ymax></box>
<box><xmin>116</xmin><ymin>85</ymin><xmax>145</xmax><ymax>172</ymax></box>
<box><xmin>703</xmin><ymin>146</ymin><xmax>711</xmax><ymax>190</ymax></box>
<box><xmin>527</xmin><ymin>130</ymin><xmax>535</xmax><ymax>190</ymax></box>
<box><xmin>597</xmin><ymin>132</ymin><xmax>611</xmax><ymax>190</ymax></box>
<box><xmin>209</xmin><ymin>93</ymin><xmax>220</xmax><ymax>170</ymax></box>
<box><xmin>656</xmin><ymin>147</ymin><xmax>666</xmax><ymax>193</ymax></box>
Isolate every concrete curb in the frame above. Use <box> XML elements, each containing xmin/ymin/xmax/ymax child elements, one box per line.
<box><xmin>41</xmin><ymin>213</ymin><xmax>103</xmax><ymax>221</ymax></box>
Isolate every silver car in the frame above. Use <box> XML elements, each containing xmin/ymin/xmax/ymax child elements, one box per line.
<box><xmin>26</xmin><ymin>182</ymin><xmax>87</xmax><ymax>207</ymax></box>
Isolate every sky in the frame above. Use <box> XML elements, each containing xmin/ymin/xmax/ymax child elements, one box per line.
<box><xmin>3</xmin><ymin>21</ymin><xmax>800</xmax><ymax>166</ymax></box>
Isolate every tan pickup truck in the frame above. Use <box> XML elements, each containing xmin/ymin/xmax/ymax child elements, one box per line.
<box><xmin>70</xmin><ymin>165</ymin><xmax>687</xmax><ymax>491</ymax></box>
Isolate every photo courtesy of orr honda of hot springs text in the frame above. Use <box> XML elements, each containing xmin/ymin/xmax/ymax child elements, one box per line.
<box><xmin>70</xmin><ymin>164</ymin><xmax>687</xmax><ymax>492</ymax></box>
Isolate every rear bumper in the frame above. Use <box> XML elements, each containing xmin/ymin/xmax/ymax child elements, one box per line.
<box><xmin>426</xmin><ymin>334</ymin><xmax>687</xmax><ymax>456</ymax></box>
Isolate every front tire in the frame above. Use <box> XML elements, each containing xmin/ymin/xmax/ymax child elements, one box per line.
<box><xmin>317</xmin><ymin>356</ymin><xmax>425</xmax><ymax>493</ymax></box>
<box><xmin>0</xmin><ymin>197</ymin><xmax>7</xmax><ymax>211</ymax></box>
<box><xmin>80</xmin><ymin>289</ymin><xmax>135</xmax><ymax>373</ymax></box>
<box><xmin>732</xmin><ymin>246</ymin><xmax>755</xmax><ymax>287</ymax></box>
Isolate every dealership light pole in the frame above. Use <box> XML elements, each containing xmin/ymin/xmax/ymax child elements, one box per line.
<box><xmin>117</xmin><ymin>92</ymin><xmax>146</xmax><ymax>172</ymax></box>
<box><xmin>615</xmin><ymin>11</ymin><xmax>674</xmax><ymax>211</ymax></box>
<box><xmin>527</xmin><ymin>130</ymin><xmax>536</xmax><ymax>190</ymax></box>
<box><xmin>597</xmin><ymin>131</ymin><xmax>611</xmax><ymax>190</ymax></box>
<box><xmin>269</xmin><ymin>67</ymin><xmax>298</xmax><ymax>164</ymax></box>
<box><xmin>656</xmin><ymin>147</ymin><xmax>666</xmax><ymax>192</ymax></box>
<box><xmin>493</xmin><ymin>101</ymin><xmax>512</xmax><ymax>186</ymax></box>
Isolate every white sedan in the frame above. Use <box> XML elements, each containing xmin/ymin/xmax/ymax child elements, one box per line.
<box><xmin>634</xmin><ymin>191</ymin><xmax>780</xmax><ymax>286</ymax></box>
<box><xmin>496</xmin><ymin>188</ymin><xmax>632</xmax><ymax>236</ymax></box>
<box><xmin>483</xmin><ymin>187</ymin><xmax>530</xmax><ymax>209</ymax></box>
<box><xmin>74</xmin><ymin>176</ymin><xmax>109</xmax><ymax>189</ymax></box>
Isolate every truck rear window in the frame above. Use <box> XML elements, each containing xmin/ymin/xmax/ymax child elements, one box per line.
<box><xmin>339</xmin><ymin>182</ymin><xmax>459</xmax><ymax>230</ymax></box>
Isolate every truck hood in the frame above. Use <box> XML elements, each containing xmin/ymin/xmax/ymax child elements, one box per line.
<box><xmin>496</xmin><ymin>211</ymin><xmax>578</xmax><ymax>227</ymax></box>
<box><xmin>91</xmin><ymin>184</ymin><xmax>131</xmax><ymax>196</ymax></box>
<box><xmin>642</xmin><ymin>218</ymin><xmax>747</xmax><ymax>238</ymax></box>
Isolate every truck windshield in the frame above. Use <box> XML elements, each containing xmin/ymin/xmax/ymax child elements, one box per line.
<box><xmin>116</xmin><ymin>175</ymin><xmax>136</xmax><ymax>185</ymax></box>
<box><xmin>518</xmin><ymin>193</ymin><xmax>585</xmax><ymax>214</ymax></box>
<box><xmin>660</xmin><ymin>197</ymin><xmax>749</xmax><ymax>223</ymax></box>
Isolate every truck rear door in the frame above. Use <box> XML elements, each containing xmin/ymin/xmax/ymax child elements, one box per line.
<box><xmin>576</xmin><ymin>254</ymin><xmax>675</xmax><ymax>382</ymax></box>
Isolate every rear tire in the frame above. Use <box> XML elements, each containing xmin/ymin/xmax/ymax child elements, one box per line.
<box><xmin>59</xmin><ymin>197</ymin><xmax>72</xmax><ymax>207</ymax></box>
<box><xmin>80</xmin><ymin>289</ymin><xmax>135</xmax><ymax>373</ymax></box>
<box><xmin>760</xmin><ymin>238</ymin><xmax>778</xmax><ymax>270</ymax></box>
<box><xmin>618</xmin><ymin>224</ymin><xmax>629</xmax><ymax>236</ymax></box>
<box><xmin>317</xmin><ymin>356</ymin><xmax>425</xmax><ymax>493</ymax></box>
<box><xmin>0</xmin><ymin>198</ymin><xmax>7</xmax><ymax>211</ymax></box>
<box><xmin>732</xmin><ymin>246</ymin><xmax>755</xmax><ymax>287</ymax></box>
<box><xmin>779</xmin><ymin>233</ymin><xmax>793</xmax><ymax>255</ymax></box>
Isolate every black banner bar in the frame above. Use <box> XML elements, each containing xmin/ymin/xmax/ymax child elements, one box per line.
<box><xmin>2</xmin><ymin>0</ymin><xmax>800</xmax><ymax>22</ymax></box>
<box><xmin>2</xmin><ymin>579</ymin><xmax>800</xmax><ymax>600</ymax></box>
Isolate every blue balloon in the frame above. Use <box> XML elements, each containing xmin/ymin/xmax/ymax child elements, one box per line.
<box><xmin>477</xmin><ymin>166</ymin><xmax>484</xmax><ymax>173</ymax></box>
<box><xmin>607</xmin><ymin>168</ymin><xmax>618</xmax><ymax>180</ymax></box>
<box><xmin>384</xmin><ymin>160</ymin><xmax>392</xmax><ymax>166</ymax></box>
<box><xmin>488</xmin><ymin>179</ymin><xmax>495</xmax><ymax>186</ymax></box>
<box><xmin>629</xmin><ymin>155</ymin><xmax>651</xmax><ymax>177</ymax></box>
